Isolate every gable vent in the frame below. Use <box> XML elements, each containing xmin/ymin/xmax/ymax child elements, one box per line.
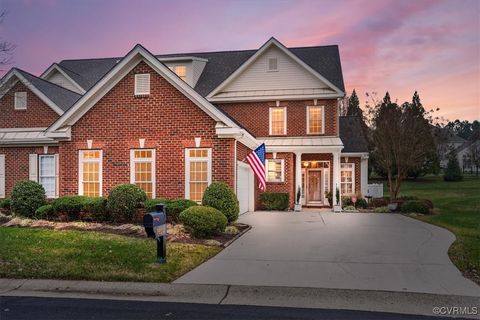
<box><xmin>267</xmin><ymin>57</ymin><xmax>278</xmax><ymax>72</ymax></box>
<box><xmin>134</xmin><ymin>73</ymin><xmax>150</xmax><ymax>96</ymax></box>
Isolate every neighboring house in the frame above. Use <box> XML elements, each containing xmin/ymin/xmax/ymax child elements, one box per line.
<box><xmin>456</xmin><ymin>139</ymin><xmax>480</xmax><ymax>174</ymax></box>
<box><xmin>0</xmin><ymin>37</ymin><xmax>369</xmax><ymax>212</ymax></box>
<box><xmin>433</xmin><ymin>127</ymin><xmax>466</xmax><ymax>169</ymax></box>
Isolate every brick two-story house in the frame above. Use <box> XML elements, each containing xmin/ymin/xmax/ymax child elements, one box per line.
<box><xmin>0</xmin><ymin>38</ymin><xmax>368</xmax><ymax>213</ymax></box>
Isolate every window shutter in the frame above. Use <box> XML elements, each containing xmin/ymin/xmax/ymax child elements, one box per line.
<box><xmin>55</xmin><ymin>154</ymin><xmax>59</xmax><ymax>198</ymax></box>
<box><xmin>29</xmin><ymin>154</ymin><xmax>38</xmax><ymax>182</ymax></box>
<box><xmin>134</xmin><ymin>74</ymin><xmax>150</xmax><ymax>95</ymax></box>
<box><xmin>0</xmin><ymin>155</ymin><xmax>5</xmax><ymax>198</ymax></box>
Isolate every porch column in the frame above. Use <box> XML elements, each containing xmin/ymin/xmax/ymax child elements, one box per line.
<box><xmin>361</xmin><ymin>155</ymin><xmax>369</xmax><ymax>196</ymax></box>
<box><xmin>332</xmin><ymin>151</ymin><xmax>341</xmax><ymax>206</ymax></box>
<box><xmin>295</xmin><ymin>152</ymin><xmax>302</xmax><ymax>202</ymax></box>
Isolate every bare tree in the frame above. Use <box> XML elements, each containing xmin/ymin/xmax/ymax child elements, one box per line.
<box><xmin>371</xmin><ymin>92</ymin><xmax>436</xmax><ymax>199</ymax></box>
<box><xmin>0</xmin><ymin>10</ymin><xmax>15</xmax><ymax>68</ymax></box>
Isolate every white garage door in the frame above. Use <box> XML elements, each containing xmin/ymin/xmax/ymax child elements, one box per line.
<box><xmin>237</xmin><ymin>161</ymin><xmax>254</xmax><ymax>214</ymax></box>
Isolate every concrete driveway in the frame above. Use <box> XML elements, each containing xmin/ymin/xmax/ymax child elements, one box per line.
<box><xmin>175</xmin><ymin>211</ymin><xmax>480</xmax><ymax>296</ymax></box>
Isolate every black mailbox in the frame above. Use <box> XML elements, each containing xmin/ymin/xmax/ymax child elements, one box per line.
<box><xmin>143</xmin><ymin>204</ymin><xmax>167</xmax><ymax>263</ymax></box>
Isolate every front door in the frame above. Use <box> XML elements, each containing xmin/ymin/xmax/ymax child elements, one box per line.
<box><xmin>307</xmin><ymin>170</ymin><xmax>322</xmax><ymax>203</ymax></box>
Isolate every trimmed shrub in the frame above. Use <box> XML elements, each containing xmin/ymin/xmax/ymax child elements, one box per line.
<box><xmin>420</xmin><ymin>198</ymin><xmax>434</xmax><ymax>209</ymax></box>
<box><xmin>202</xmin><ymin>182</ymin><xmax>239</xmax><ymax>223</ymax></box>
<box><xmin>374</xmin><ymin>206</ymin><xmax>390</xmax><ymax>213</ymax></box>
<box><xmin>343</xmin><ymin>205</ymin><xmax>356</xmax><ymax>211</ymax></box>
<box><xmin>400</xmin><ymin>200</ymin><xmax>430</xmax><ymax>214</ymax></box>
<box><xmin>83</xmin><ymin>197</ymin><xmax>108</xmax><ymax>221</ymax></box>
<box><xmin>144</xmin><ymin>198</ymin><xmax>197</xmax><ymax>222</ymax></box>
<box><xmin>52</xmin><ymin>196</ymin><xmax>85</xmax><ymax>220</ymax></box>
<box><xmin>179</xmin><ymin>206</ymin><xmax>227</xmax><ymax>238</ymax></box>
<box><xmin>107</xmin><ymin>184</ymin><xmax>147</xmax><ymax>223</ymax></box>
<box><xmin>35</xmin><ymin>204</ymin><xmax>54</xmax><ymax>220</ymax></box>
<box><xmin>11</xmin><ymin>180</ymin><xmax>46</xmax><ymax>217</ymax></box>
<box><xmin>342</xmin><ymin>197</ymin><xmax>368</xmax><ymax>209</ymax></box>
<box><xmin>0</xmin><ymin>198</ymin><xmax>11</xmax><ymax>214</ymax></box>
<box><xmin>260</xmin><ymin>192</ymin><xmax>289</xmax><ymax>211</ymax></box>
<box><xmin>370</xmin><ymin>197</ymin><xmax>389</xmax><ymax>208</ymax></box>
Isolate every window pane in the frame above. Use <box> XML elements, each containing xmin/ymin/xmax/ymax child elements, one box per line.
<box><xmin>271</xmin><ymin>108</ymin><xmax>285</xmax><ymax>135</ymax></box>
<box><xmin>309</xmin><ymin>107</ymin><xmax>322</xmax><ymax>134</ymax></box>
<box><xmin>267</xmin><ymin>160</ymin><xmax>283</xmax><ymax>182</ymax></box>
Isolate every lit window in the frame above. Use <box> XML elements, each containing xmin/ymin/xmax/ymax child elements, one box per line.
<box><xmin>186</xmin><ymin>148</ymin><xmax>211</xmax><ymax>202</ymax></box>
<box><xmin>172</xmin><ymin>65</ymin><xmax>187</xmax><ymax>81</ymax></box>
<box><xmin>266</xmin><ymin>159</ymin><xmax>284</xmax><ymax>183</ymax></box>
<box><xmin>79</xmin><ymin>150</ymin><xmax>102</xmax><ymax>197</ymax></box>
<box><xmin>130</xmin><ymin>149</ymin><xmax>155</xmax><ymax>198</ymax></box>
<box><xmin>39</xmin><ymin>155</ymin><xmax>57</xmax><ymax>198</ymax></box>
<box><xmin>269</xmin><ymin>107</ymin><xmax>286</xmax><ymax>135</ymax></box>
<box><xmin>14</xmin><ymin>92</ymin><xmax>27</xmax><ymax>110</ymax></box>
<box><xmin>307</xmin><ymin>106</ymin><xmax>324</xmax><ymax>134</ymax></box>
<box><xmin>134</xmin><ymin>74</ymin><xmax>150</xmax><ymax>95</ymax></box>
<box><xmin>340</xmin><ymin>163</ymin><xmax>355</xmax><ymax>195</ymax></box>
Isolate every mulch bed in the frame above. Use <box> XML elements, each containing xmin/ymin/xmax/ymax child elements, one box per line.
<box><xmin>0</xmin><ymin>213</ymin><xmax>249</xmax><ymax>247</ymax></box>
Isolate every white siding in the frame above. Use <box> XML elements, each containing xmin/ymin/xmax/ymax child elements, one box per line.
<box><xmin>192</xmin><ymin>60</ymin><xmax>207</xmax><ymax>87</ymax></box>
<box><xmin>46</xmin><ymin>70</ymin><xmax>83</xmax><ymax>94</ymax></box>
<box><xmin>221</xmin><ymin>46</ymin><xmax>330</xmax><ymax>94</ymax></box>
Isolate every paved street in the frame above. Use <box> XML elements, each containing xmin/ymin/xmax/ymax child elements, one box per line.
<box><xmin>0</xmin><ymin>296</ymin><xmax>460</xmax><ymax>320</ymax></box>
<box><xmin>176</xmin><ymin>211</ymin><xmax>480</xmax><ymax>296</ymax></box>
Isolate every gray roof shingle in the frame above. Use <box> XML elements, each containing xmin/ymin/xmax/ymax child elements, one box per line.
<box><xmin>16</xmin><ymin>69</ymin><xmax>82</xmax><ymax>112</ymax></box>
<box><xmin>56</xmin><ymin>44</ymin><xmax>345</xmax><ymax>96</ymax></box>
<box><xmin>339</xmin><ymin>116</ymin><xmax>368</xmax><ymax>153</ymax></box>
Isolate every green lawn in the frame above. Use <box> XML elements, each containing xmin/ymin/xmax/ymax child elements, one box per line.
<box><xmin>0</xmin><ymin>227</ymin><xmax>221</xmax><ymax>282</ymax></box>
<box><xmin>382</xmin><ymin>175</ymin><xmax>480</xmax><ymax>283</ymax></box>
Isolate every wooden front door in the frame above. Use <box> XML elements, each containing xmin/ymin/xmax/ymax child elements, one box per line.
<box><xmin>307</xmin><ymin>170</ymin><xmax>322</xmax><ymax>203</ymax></box>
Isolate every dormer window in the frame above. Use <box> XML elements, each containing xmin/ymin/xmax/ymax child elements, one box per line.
<box><xmin>267</xmin><ymin>57</ymin><xmax>278</xmax><ymax>72</ymax></box>
<box><xmin>171</xmin><ymin>65</ymin><xmax>187</xmax><ymax>81</ymax></box>
<box><xmin>134</xmin><ymin>74</ymin><xmax>150</xmax><ymax>96</ymax></box>
<box><xmin>14</xmin><ymin>92</ymin><xmax>27</xmax><ymax>110</ymax></box>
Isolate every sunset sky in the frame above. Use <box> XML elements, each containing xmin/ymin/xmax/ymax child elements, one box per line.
<box><xmin>1</xmin><ymin>0</ymin><xmax>478</xmax><ymax>121</ymax></box>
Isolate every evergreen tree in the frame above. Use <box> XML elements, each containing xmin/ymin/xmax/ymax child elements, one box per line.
<box><xmin>347</xmin><ymin>89</ymin><xmax>362</xmax><ymax>117</ymax></box>
<box><xmin>444</xmin><ymin>148</ymin><xmax>463</xmax><ymax>181</ymax></box>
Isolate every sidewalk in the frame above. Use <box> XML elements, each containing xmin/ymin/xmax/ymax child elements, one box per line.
<box><xmin>1</xmin><ymin>279</ymin><xmax>479</xmax><ymax>319</ymax></box>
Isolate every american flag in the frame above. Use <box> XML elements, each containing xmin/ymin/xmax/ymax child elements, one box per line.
<box><xmin>246</xmin><ymin>143</ymin><xmax>266</xmax><ymax>191</ymax></box>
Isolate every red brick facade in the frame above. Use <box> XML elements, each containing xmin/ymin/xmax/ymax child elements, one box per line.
<box><xmin>0</xmin><ymin>82</ymin><xmax>60</xmax><ymax>128</ymax></box>
<box><xmin>58</xmin><ymin>61</ymin><xmax>235</xmax><ymax>198</ymax></box>
<box><xmin>0</xmin><ymin>146</ymin><xmax>59</xmax><ymax>196</ymax></box>
<box><xmin>217</xmin><ymin>99</ymin><xmax>338</xmax><ymax>137</ymax></box>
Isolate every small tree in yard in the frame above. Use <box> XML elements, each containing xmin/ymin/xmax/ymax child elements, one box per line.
<box><xmin>371</xmin><ymin>91</ymin><xmax>436</xmax><ymax>199</ymax></box>
<box><xmin>444</xmin><ymin>148</ymin><xmax>463</xmax><ymax>181</ymax></box>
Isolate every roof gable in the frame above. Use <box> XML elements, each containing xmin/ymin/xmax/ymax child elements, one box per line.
<box><xmin>40</xmin><ymin>64</ymin><xmax>86</xmax><ymax>94</ymax></box>
<box><xmin>47</xmin><ymin>44</ymin><xmax>243</xmax><ymax>133</ymax></box>
<box><xmin>207</xmin><ymin>38</ymin><xmax>345</xmax><ymax>102</ymax></box>
<box><xmin>0</xmin><ymin>68</ymin><xmax>81</xmax><ymax>115</ymax></box>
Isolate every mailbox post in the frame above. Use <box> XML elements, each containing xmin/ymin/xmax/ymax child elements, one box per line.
<box><xmin>143</xmin><ymin>204</ymin><xmax>167</xmax><ymax>264</ymax></box>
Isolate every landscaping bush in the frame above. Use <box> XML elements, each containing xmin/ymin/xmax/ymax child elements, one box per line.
<box><xmin>202</xmin><ymin>182</ymin><xmax>239</xmax><ymax>223</ymax></box>
<box><xmin>0</xmin><ymin>198</ymin><xmax>11</xmax><ymax>214</ymax></box>
<box><xmin>420</xmin><ymin>198</ymin><xmax>434</xmax><ymax>209</ymax></box>
<box><xmin>34</xmin><ymin>204</ymin><xmax>54</xmax><ymax>220</ymax></box>
<box><xmin>52</xmin><ymin>196</ymin><xmax>86</xmax><ymax>220</ymax></box>
<box><xmin>83</xmin><ymin>197</ymin><xmax>108</xmax><ymax>221</ymax></box>
<box><xmin>343</xmin><ymin>205</ymin><xmax>356</xmax><ymax>211</ymax></box>
<box><xmin>370</xmin><ymin>197</ymin><xmax>389</xmax><ymax>208</ymax></box>
<box><xmin>107</xmin><ymin>184</ymin><xmax>147</xmax><ymax>223</ymax></box>
<box><xmin>260</xmin><ymin>192</ymin><xmax>289</xmax><ymax>211</ymax></box>
<box><xmin>11</xmin><ymin>180</ymin><xmax>46</xmax><ymax>217</ymax></box>
<box><xmin>398</xmin><ymin>195</ymin><xmax>418</xmax><ymax>201</ymax></box>
<box><xmin>342</xmin><ymin>197</ymin><xmax>368</xmax><ymax>209</ymax></box>
<box><xmin>145</xmin><ymin>198</ymin><xmax>197</xmax><ymax>222</ymax></box>
<box><xmin>444</xmin><ymin>150</ymin><xmax>463</xmax><ymax>182</ymax></box>
<box><xmin>400</xmin><ymin>200</ymin><xmax>430</xmax><ymax>214</ymax></box>
<box><xmin>374</xmin><ymin>206</ymin><xmax>390</xmax><ymax>213</ymax></box>
<box><xmin>179</xmin><ymin>206</ymin><xmax>227</xmax><ymax>238</ymax></box>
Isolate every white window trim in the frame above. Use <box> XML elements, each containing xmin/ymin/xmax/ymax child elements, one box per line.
<box><xmin>340</xmin><ymin>162</ymin><xmax>355</xmax><ymax>196</ymax></box>
<box><xmin>14</xmin><ymin>92</ymin><xmax>27</xmax><ymax>110</ymax></box>
<box><xmin>265</xmin><ymin>159</ymin><xmax>285</xmax><ymax>183</ymax></box>
<box><xmin>306</xmin><ymin>105</ymin><xmax>325</xmax><ymax>135</ymax></box>
<box><xmin>0</xmin><ymin>154</ymin><xmax>5</xmax><ymax>198</ymax></box>
<box><xmin>269</xmin><ymin>106</ymin><xmax>287</xmax><ymax>135</ymax></box>
<box><xmin>38</xmin><ymin>154</ymin><xmax>58</xmax><ymax>199</ymax></box>
<box><xmin>130</xmin><ymin>149</ymin><xmax>156</xmax><ymax>198</ymax></box>
<box><xmin>134</xmin><ymin>73</ymin><xmax>150</xmax><ymax>96</ymax></box>
<box><xmin>185</xmin><ymin>148</ymin><xmax>212</xmax><ymax>202</ymax></box>
<box><xmin>78</xmin><ymin>150</ymin><xmax>103</xmax><ymax>197</ymax></box>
